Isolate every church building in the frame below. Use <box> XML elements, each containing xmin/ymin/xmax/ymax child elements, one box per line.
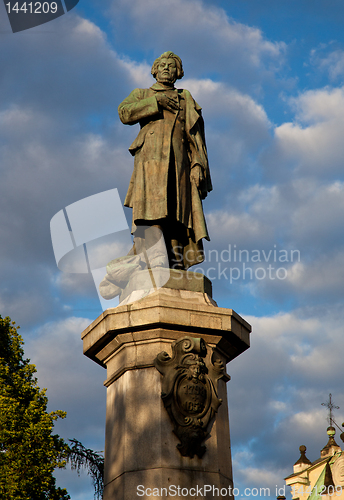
<box><xmin>284</xmin><ymin>425</ymin><xmax>344</xmax><ymax>500</ymax></box>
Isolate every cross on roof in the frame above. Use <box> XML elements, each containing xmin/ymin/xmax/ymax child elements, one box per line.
<box><xmin>322</xmin><ymin>393</ymin><xmax>340</xmax><ymax>427</ymax></box>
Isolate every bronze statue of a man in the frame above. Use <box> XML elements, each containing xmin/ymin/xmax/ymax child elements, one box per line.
<box><xmin>119</xmin><ymin>51</ymin><xmax>212</xmax><ymax>269</ymax></box>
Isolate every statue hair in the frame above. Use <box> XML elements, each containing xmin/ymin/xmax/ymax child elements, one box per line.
<box><xmin>151</xmin><ymin>51</ymin><xmax>184</xmax><ymax>80</ymax></box>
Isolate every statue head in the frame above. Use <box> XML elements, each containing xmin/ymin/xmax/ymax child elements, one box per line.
<box><xmin>151</xmin><ymin>51</ymin><xmax>184</xmax><ymax>85</ymax></box>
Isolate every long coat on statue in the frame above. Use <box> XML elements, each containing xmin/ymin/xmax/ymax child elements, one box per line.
<box><xmin>118</xmin><ymin>82</ymin><xmax>212</xmax><ymax>268</ymax></box>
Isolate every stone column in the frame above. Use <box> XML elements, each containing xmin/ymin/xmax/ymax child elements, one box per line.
<box><xmin>81</xmin><ymin>283</ymin><xmax>251</xmax><ymax>500</ymax></box>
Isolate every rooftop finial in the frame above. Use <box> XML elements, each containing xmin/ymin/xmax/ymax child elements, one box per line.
<box><xmin>294</xmin><ymin>445</ymin><xmax>312</xmax><ymax>466</ymax></box>
<box><xmin>322</xmin><ymin>393</ymin><xmax>339</xmax><ymax>428</ymax></box>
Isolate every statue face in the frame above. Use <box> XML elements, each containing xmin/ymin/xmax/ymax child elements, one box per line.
<box><xmin>156</xmin><ymin>57</ymin><xmax>177</xmax><ymax>84</ymax></box>
<box><xmin>189</xmin><ymin>364</ymin><xmax>200</xmax><ymax>379</ymax></box>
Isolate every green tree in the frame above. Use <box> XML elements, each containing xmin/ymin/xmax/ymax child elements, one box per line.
<box><xmin>0</xmin><ymin>315</ymin><xmax>104</xmax><ymax>500</ymax></box>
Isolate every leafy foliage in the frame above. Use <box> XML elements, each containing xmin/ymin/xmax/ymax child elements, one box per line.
<box><xmin>0</xmin><ymin>315</ymin><xmax>104</xmax><ymax>500</ymax></box>
<box><xmin>67</xmin><ymin>439</ymin><xmax>104</xmax><ymax>500</ymax></box>
<box><xmin>0</xmin><ymin>315</ymin><xmax>70</xmax><ymax>499</ymax></box>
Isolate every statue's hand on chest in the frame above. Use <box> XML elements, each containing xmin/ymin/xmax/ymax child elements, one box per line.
<box><xmin>156</xmin><ymin>93</ymin><xmax>179</xmax><ymax>113</ymax></box>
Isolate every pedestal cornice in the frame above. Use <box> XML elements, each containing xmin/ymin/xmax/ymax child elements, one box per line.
<box><xmin>81</xmin><ymin>288</ymin><xmax>251</xmax><ymax>371</ymax></box>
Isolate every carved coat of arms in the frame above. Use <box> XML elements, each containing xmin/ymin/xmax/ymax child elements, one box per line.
<box><xmin>154</xmin><ymin>336</ymin><xmax>225</xmax><ymax>459</ymax></box>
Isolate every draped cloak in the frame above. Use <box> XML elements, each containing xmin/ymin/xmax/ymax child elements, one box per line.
<box><xmin>118</xmin><ymin>82</ymin><xmax>212</xmax><ymax>269</ymax></box>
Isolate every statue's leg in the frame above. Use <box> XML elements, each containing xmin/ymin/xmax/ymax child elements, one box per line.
<box><xmin>131</xmin><ymin>225</ymin><xmax>145</xmax><ymax>256</ymax></box>
<box><xmin>163</xmin><ymin>219</ymin><xmax>188</xmax><ymax>270</ymax></box>
<box><xmin>170</xmin><ymin>238</ymin><xmax>184</xmax><ymax>269</ymax></box>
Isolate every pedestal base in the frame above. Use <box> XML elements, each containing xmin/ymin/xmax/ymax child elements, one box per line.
<box><xmin>81</xmin><ymin>287</ymin><xmax>251</xmax><ymax>500</ymax></box>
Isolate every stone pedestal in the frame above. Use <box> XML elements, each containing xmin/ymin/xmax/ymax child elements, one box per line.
<box><xmin>81</xmin><ymin>286</ymin><xmax>251</xmax><ymax>500</ymax></box>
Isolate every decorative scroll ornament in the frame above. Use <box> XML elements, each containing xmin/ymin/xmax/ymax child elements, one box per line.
<box><xmin>332</xmin><ymin>456</ymin><xmax>344</xmax><ymax>487</ymax></box>
<box><xmin>154</xmin><ymin>336</ymin><xmax>225</xmax><ymax>459</ymax></box>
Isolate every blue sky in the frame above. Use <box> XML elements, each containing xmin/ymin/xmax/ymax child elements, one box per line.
<box><xmin>1</xmin><ymin>0</ymin><xmax>344</xmax><ymax>498</ymax></box>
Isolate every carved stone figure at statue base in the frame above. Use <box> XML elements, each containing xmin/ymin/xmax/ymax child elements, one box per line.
<box><xmin>99</xmin><ymin>225</ymin><xmax>169</xmax><ymax>299</ymax></box>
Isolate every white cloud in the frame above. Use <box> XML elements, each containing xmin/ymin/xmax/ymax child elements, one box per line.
<box><xmin>110</xmin><ymin>0</ymin><xmax>286</xmax><ymax>91</ymax></box>
<box><xmin>271</xmin><ymin>87</ymin><xmax>344</xmax><ymax>177</ymax></box>
<box><xmin>25</xmin><ymin>316</ymin><xmax>106</xmax><ymax>444</ymax></box>
<box><xmin>115</xmin><ymin>0</ymin><xmax>284</xmax><ymax>63</ymax></box>
<box><xmin>207</xmin><ymin>209</ymin><xmax>274</xmax><ymax>249</ymax></box>
<box><xmin>285</xmin><ymin>251</ymin><xmax>344</xmax><ymax>298</ymax></box>
<box><xmin>228</xmin><ymin>307</ymin><xmax>344</xmax><ymax>487</ymax></box>
<box><xmin>118</xmin><ymin>58</ymin><xmax>153</xmax><ymax>88</ymax></box>
<box><xmin>183</xmin><ymin>78</ymin><xmax>270</xmax><ymax>129</ymax></box>
<box><xmin>200</xmin><ymin>173</ymin><xmax>344</xmax><ymax>307</ymax></box>
<box><xmin>53</xmin><ymin>272</ymin><xmax>97</xmax><ymax>299</ymax></box>
<box><xmin>235</xmin><ymin>465</ymin><xmax>286</xmax><ymax>493</ymax></box>
<box><xmin>73</xmin><ymin>17</ymin><xmax>105</xmax><ymax>41</ymax></box>
<box><xmin>289</xmin><ymin>409</ymin><xmax>324</xmax><ymax>430</ymax></box>
<box><xmin>311</xmin><ymin>47</ymin><xmax>344</xmax><ymax>81</ymax></box>
<box><xmin>0</xmin><ymin>105</ymin><xmax>37</xmax><ymax>129</ymax></box>
<box><xmin>0</xmin><ymin>290</ymin><xmax>47</xmax><ymax>325</ymax></box>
